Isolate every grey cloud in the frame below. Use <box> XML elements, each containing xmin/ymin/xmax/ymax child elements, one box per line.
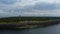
<box><xmin>0</xmin><ymin>0</ymin><xmax>60</xmax><ymax>17</ymax></box>
<box><xmin>0</xmin><ymin>0</ymin><xmax>18</xmax><ymax>5</ymax></box>
<box><xmin>23</xmin><ymin>2</ymin><xmax>60</xmax><ymax>11</ymax></box>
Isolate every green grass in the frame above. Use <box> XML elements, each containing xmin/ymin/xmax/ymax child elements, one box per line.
<box><xmin>0</xmin><ymin>17</ymin><xmax>60</xmax><ymax>24</ymax></box>
<box><xmin>21</xmin><ymin>17</ymin><xmax>60</xmax><ymax>21</ymax></box>
<box><xmin>0</xmin><ymin>22</ymin><xmax>19</xmax><ymax>24</ymax></box>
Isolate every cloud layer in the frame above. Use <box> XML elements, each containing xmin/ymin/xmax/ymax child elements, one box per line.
<box><xmin>0</xmin><ymin>0</ymin><xmax>60</xmax><ymax>17</ymax></box>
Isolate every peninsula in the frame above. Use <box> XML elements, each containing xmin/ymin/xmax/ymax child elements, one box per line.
<box><xmin>0</xmin><ymin>16</ymin><xmax>60</xmax><ymax>29</ymax></box>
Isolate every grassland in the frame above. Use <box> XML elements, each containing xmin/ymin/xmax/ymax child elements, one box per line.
<box><xmin>0</xmin><ymin>16</ymin><xmax>60</xmax><ymax>24</ymax></box>
<box><xmin>0</xmin><ymin>16</ymin><xmax>20</xmax><ymax>24</ymax></box>
<box><xmin>21</xmin><ymin>17</ymin><xmax>60</xmax><ymax>21</ymax></box>
<box><xmin>0</xmin><ymin>16</ymin><xmax>59</xmax><ymax>28</ymax></box>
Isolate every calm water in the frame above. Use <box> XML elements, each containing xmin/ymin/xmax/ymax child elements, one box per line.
<box><xmin>0</xmin><ymin>24</ymin><xmax>60</xmax><ymax>34</ymax></box>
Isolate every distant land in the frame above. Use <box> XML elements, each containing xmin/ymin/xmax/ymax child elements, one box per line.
<box><xmin>0</xmin><ymin>16</ymin><xmax>59</xmax><ymax>29</ymax></box>
<box><xmin>21</xmin><ymin>17</ymin><xmax>60</xmax><ymax>21</ymax></box>
<box><xmin>0</xmin><ymin>16</ymin><xmax>60</xmax><ymax>22</ymax></box>
<box><xmin>0</xmin><ymin>16</ymin><xmax>20</xmax><ymax>22</ymax></box>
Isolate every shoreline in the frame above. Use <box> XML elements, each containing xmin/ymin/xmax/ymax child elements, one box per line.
<box><xmin>0</xmin><ymin>21</ymin><xmax>59</xmax><ymax>29</ymax></box>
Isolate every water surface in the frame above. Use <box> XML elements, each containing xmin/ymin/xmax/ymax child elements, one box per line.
<box><xmin>0</xmin><ymin>24</ymin><xmax>60</xmax><ymax>34</ymax></box>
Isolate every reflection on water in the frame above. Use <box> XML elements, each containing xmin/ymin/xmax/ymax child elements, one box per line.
<box><xmin>0</xmin><ymin>24</ymin><xmax>60</xmax><ymax>34</ymax></box>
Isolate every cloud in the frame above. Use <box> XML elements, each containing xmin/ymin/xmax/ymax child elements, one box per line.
<box><xmin>21</xmin><ymin>10</ymin><xmax>60</xmax><ymax>17</ymax></box>
<box><xmin>21</xmin><ymin>0</ymin><xmax>60</xmax><ymax>17</ymax></box>
<box><xmin>0</xmin><ymin>0</ymin><xmax>17</xmax><ymax>5</ymax></box>
<box><xmin>0</xmin><ymin>0</ymin><xmax>21</xmax><ymax>17</ymax></box>
<box><xmin>0</xmin><ymin>0</ymin><xmax>60</xmax><ymax>17</ymax></box>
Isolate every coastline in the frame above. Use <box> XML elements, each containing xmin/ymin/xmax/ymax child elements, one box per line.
<box><xmin>0</xmin><ymin>20</ymin><xmax>59</xmax><ymax>29</ymax></box>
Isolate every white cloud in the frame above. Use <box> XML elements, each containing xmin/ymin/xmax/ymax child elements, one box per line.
<box><xmin>0</xmin><ymin>0</ymin><xmax>60</xmax><ymax>17</ymax></box>
<box><xmin>21</xmin><ymin>9</ymin><xmax>60</xmax><ymax>16</ymax></box>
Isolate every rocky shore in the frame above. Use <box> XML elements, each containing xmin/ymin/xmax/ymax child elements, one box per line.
<box><xmin>18</xmin><ymin>21</ymin><xmax>60</xmax><ymax>28</ymax></box>
<box><xmin>0</xmin><ymin>20</ymin><xmax>59</xmax><ymax>30</ymax></box>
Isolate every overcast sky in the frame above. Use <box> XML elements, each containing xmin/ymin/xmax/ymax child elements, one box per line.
<box><xmin>0</xmin><ymin>0</ymin><xmax>60</xmax><ymax>17</ymax></box>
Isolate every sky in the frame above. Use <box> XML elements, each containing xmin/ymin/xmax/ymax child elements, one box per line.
<box><xmin>0</xmin><ymin>0</ymin><xmax>60</xmax><ymax>17</ymax></box>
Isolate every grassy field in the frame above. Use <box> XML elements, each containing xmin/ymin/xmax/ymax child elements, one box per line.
<box><xmin>0</xmin><ymin>16</ymin><xmax>19</xmax><ymax>22</ymax></box>
<box><xmin>21</xmin><ymin>17</ymin><xmax>60</xmax><ymax>21</ymax></box>
<box><xmin>0</xmin><ymin>22</ymin><xmax>19</xmax><ymax>24</ymax></box>
<box><xmin>0</xmin><ymin>16</ymin><xmax>20</xmax><ymax>24</ymax></box>
<box><xmin>0</xmin><ymin>16</ymin><xmax>60</xmax><ymax>24</ymax></box>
